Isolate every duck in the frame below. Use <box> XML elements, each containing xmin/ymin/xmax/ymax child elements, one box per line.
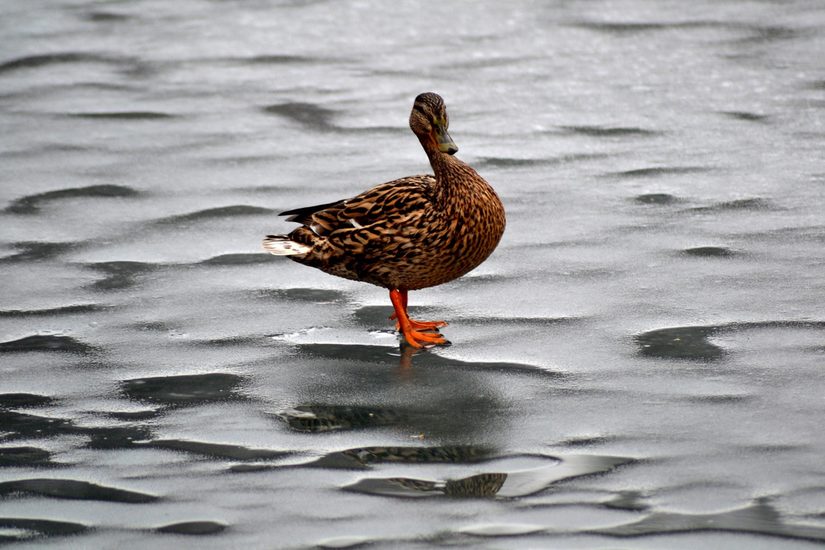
<box><xmin>263</xmin><ymin>92</ymin><xmax>505</xmax><ymax>348</ymax></box>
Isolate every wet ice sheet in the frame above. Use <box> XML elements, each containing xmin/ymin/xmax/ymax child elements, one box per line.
<box><xmin>2</xmin><ymin>0</ymin><xmax>825</xmax><ymax>548</ymax></box>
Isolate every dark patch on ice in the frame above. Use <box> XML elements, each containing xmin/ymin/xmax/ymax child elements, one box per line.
<box><xmin>0</xmin><ymin>241</ymin><xmax>79</xmax><ymax>262</ymax></box>
<box><xmin>688</xmin><ymin>197</ymin><xmax>772</xmax><ymax>213</ymax></box>
<box><xmin>0</xmin><ymin>409</ymin><xmax>150</xmax><ymax>448</ymax></box>
<box><xmin>603</xmin><ymin>490</ymin><xmax>650</xmax><ymax>512</ymax></box>
<box><xmin>0</xmin><ymin>304</ymin><xmax>108</xmax><ymax>317</ymax></box>
<box><xmin>86</xmin><ymin>261</ymin><xmax>157</xmax><ymax>291</ymax></box>
<box><xmin>733</xmin><ymin>319</ymin><xmax>825</xmax><ymax>331</ymax></box>
<box><xmin>229</xmin><ymin>464</ymin><xmax>283</xmax><ymax>473</ymax></box>
<box><xmin>68</xmin><ymin>111</ymin><xmax>175</xmax><ymax>120</ymax></box>
<box><xmin>262</xmin><ymin>102</ymin><xmax>336</xmax><ymax>130</ymax></box>
<box><xmin>84</xmin><ymin>425</ymin><xmax>154</xmax><ymax>450</ymax></box>
<box><xmin>0</xmin><ymin>478</ymin><xmax>157</xmax><ymax>503</ymax></box>
<box><xmin>128</xmin><ymin>320</ymin><xmax>175</xmax><ymax>332</ymax></box>
<box><xmin>344</xmin><ymin>454</ymin><xmax>630</xmax><ymax>499</ymax></box>
<box><xmin>560</xmin><ymin>125</ymin><xmax>659</xmax><ymax>137</ymax></box>
<box><xmin>138</xmin><ymin>439</ymin><xmax>289</xmax><ymax>461</ymax></box>
<box><xmin>0</xmin><ymin>52</ymin><xmax>125</xmax><ymax>74</ymax></box>
<box><xmin>572</xmin><ymin>20</ymin><xmax>799</xmax><ymax>45</ymax></box>
<box><xmin>106</xmin><ymin>409</ymin><xmax>161</xmax><ymax>421</ymax></box>
<box><xmin>636</xmin><ymin>326</ymin><xmax>724</xmax><ymax>361</ymax></box>
<box><xmin>558</xmin><ymin>435</ymin><xmax>614</xmax><ymax>448</ymax></box>
<box><xmin>590</xmin><ymin>497</ymin><xmax>825</xmax><ymax>543</ymax></box>
<box><xmin>200</xmin><ymin>253</ymin><xmax>279</xmax><ymax>265</ymax></box>
<box><xmin>636</xmin><ymin>321</ymin><xmax>825</xmax><ymax>361</ymax></box>
<box><xmin>155</xmin><ymin>521</ymin><xmax>227</xmax><ymax>535</ymax></box>
<box><xmin>5</xmin><ymin>184</ymin><xmax>138</xmax><ymax>214</ymax></box>
<box><xmin>0</xmin><ymin>447</ymin><xmax>55</xmax><ymax>468</ymax></box>
<box><xmin>313</xmin><ymin>534</ymin><xmax>378</xmax><ymax>548</ymax></box>
<box><xmin>152</xmin><ymin>205</ymin><xmax>274</xmax><ymax>225</ymax></box>
<box><xmin>571</xmin><ymin>21</ymin><xmax>704</xmax><ymax>33</ymax></box>
<box><xmin>278</xmin><ymin>405</ymin><xmax>406</xmax><ymax>433</ymax></box>
<box><xmin>311</xmin><ymin>445</ymin><xmax>496</xmax><ymax>469</ymax></box>
<box><xmin>120</xmin><ymin>373</ymin><xmax>249</xmax><ymax>406</ymax></box>
<box><xmin>242</xmin><ymin>54</ymin><xmax>318</xmax><ymax>64</ymax></box>
<box><xmin>0</xmin><ymin>411</ymin><xmax>75</xmax><ymax>440</ymax></box>
<box><xmin>0</xmin><ymin>517</ymin><xmax>89</xmax><ymax>541</ymax></box>
<box><xmin>740</xmin><ymin>443</ymin><xmax>805</xmax><ymax>454</ymax></box>
<box><xmin>0</xmin><ymin>334</ymin><xmax>96</xmax><ymax>354</ymax></box>
<box><xmin>681</xmin><ymin>246</ymin><xmax>738</xmax><ymax>258</ymax></box>
<box><xmin>208</xmin><ymin>52</ymin><xmax>344</xmax><ymax>68</ymax></box>
<box><xmin>731</xmin><ymin>25</ymin><xmax>799</xmax><ymax>46</ymax></box>
<box><xmin>85</xmin><ymin>11</ymin><xmax>132</xmax><ymax>23</ymax></box>
<box><xmin>256</xmin><ymin>287</ymin><xmax>348</xmax><ymax>303</ymax></box>
<box><xmin>735</xmin><ymin>224</ymin><xmax>825</xmax><ymax>243</ymax></box>
<box><xmin>683</xmin><ymin>393</ymin><xmax>754</xmax><ymax>405</ymax></box>
<box><xmin>608</xmin><ymin>166</ymin><xmax>710</xmax><ymax>178</ymax></box>
<box><xmin>0</xmin><ymin>143</ymin><xmax>93</xmax><ymax>157</ymax></box>
<box><xmin>720</xmin><ymin>111</ymin><xmax>769</xmax><ymax>122</ymax></box>
<box><xmin>0</xmin><ymin>393</ymin><xmax>56</xmax><ymax>408</ymax></box>
<box><xmin>457</xmin><ymin>523</ymin><xmax>546</xmax><ymax>537</ymax></box>
<box><xmin>549</xmin><ymin>152</ymin><xmax>610</xmax><ymax>164</ymax></box>
<box><xmin>633</xmin><ymin>193</ymin><xmax>681</xmax><ymax>205</ymax></box>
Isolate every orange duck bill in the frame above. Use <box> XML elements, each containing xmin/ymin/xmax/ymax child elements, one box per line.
<box><xmin>388</xmin><ymin>289</ymin><xmax>449</xmax><ymax>348</ymax></box>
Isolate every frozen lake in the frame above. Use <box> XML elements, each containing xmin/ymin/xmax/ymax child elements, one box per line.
<box><xmin>2</xmin><ymin>0</ymin><xmax>825</xmax><ymax>547</ymax></box>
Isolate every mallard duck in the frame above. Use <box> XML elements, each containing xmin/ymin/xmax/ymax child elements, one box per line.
<box><xmin>263</xmin><ymin>92</ymin><xmax>505</xmax><ymax>348</ymax></box>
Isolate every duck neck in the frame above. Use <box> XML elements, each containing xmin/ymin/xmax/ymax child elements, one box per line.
<box><xmin>425</xmin><ymin>146</ymin><xmax>465</xmax><ymax>207</ymax></box>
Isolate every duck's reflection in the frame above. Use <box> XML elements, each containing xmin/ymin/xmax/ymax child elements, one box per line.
<box><xmin>398</xmin><ymin>343</ymin><xmax>416</xmax><ymax>370</ymax></box>
<box><xmin>276</xmin><ymin>341</ymin><xmax>529</xmax><ymax>444</ymax></box>
<box><xmin>364</xmin><ymin>473</ymin><xmax>507</xmax><ymax>498</ymax></box>
<box><xmin>343</xmin><ymin>455</ymin><xmax>632</xmax><ymax>499</ymax></box>
<box><xmin>344</xmin><ymin>472</ymin><xmax>508</xmax><ymax>498</ymax></box>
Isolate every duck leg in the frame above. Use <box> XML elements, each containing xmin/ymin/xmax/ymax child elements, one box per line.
<box><xmin>389</xmin><ymin>289</ymin><xmax>448</xmax><ymax>330</ymax></box>
<box><xmin>389</xmin><ymin>289</ymin><xmax>448</xmax><ymax>348</ymax></box>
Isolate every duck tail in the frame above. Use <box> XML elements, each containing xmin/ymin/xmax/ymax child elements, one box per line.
<box><xmin>262</xmin><ymin>235</ymin><xmax>311</xmax><ymax>256</ymax></box>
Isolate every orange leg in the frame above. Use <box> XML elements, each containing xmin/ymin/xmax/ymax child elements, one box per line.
<box><xmin>389</xmin><ymin>289</ymin><xmax>448</xmax><ymax>331</ymax></box>
<box><xmin>389</xmin><ymin>289</ymin><xmax>448</xmax><ymax>348</ymax></box>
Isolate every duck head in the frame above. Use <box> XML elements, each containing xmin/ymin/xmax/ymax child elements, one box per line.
<box><xmin>409</xmin><ymin>92</ymin><xmax>458</xmax><ymax>155</ymax></box>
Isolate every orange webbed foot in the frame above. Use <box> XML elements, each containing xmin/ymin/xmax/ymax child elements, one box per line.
<box><xmin>389</xmin><ymin>289</ymin><xmax>450</xmax><ymax>349</ymax></box>
<box><xmin>401</xmin><ymin>327</ymin><xmax>449</xmax><ymax>349</ymax></box>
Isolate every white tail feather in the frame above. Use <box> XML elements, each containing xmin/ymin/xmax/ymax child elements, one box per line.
<box><xmin>262</xmin><ymin>235</ymin><xmax>311</xmax><ymax>256</ymax></box>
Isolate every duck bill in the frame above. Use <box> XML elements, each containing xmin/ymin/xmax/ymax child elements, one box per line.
<box><xmin>435</xmin><ymin>127</ymin><xmax>458</xmax><ymax>155</ymax></box>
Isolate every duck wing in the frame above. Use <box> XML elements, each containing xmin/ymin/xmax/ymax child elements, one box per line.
<box><xmin>280</xmin><ymin>199</ymin><xmax>345</xmax><ymax>224</ymax></box>
<box><xmin>281</xmin><ymin>175</ymin><xmax>436</xmax><ymax>237</ymax></box>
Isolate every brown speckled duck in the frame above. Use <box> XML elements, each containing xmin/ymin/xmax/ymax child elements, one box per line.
<box><xmin>263</xmin><ymin>92</ymin><xmax>505</xmax><ymax>348</ymax></box>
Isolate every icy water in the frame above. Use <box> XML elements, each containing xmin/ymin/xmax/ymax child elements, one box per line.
<box><xmin>2</xmin><ymin>0</ymin><xmax>825</xmax><ymax>547</ymax></box>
